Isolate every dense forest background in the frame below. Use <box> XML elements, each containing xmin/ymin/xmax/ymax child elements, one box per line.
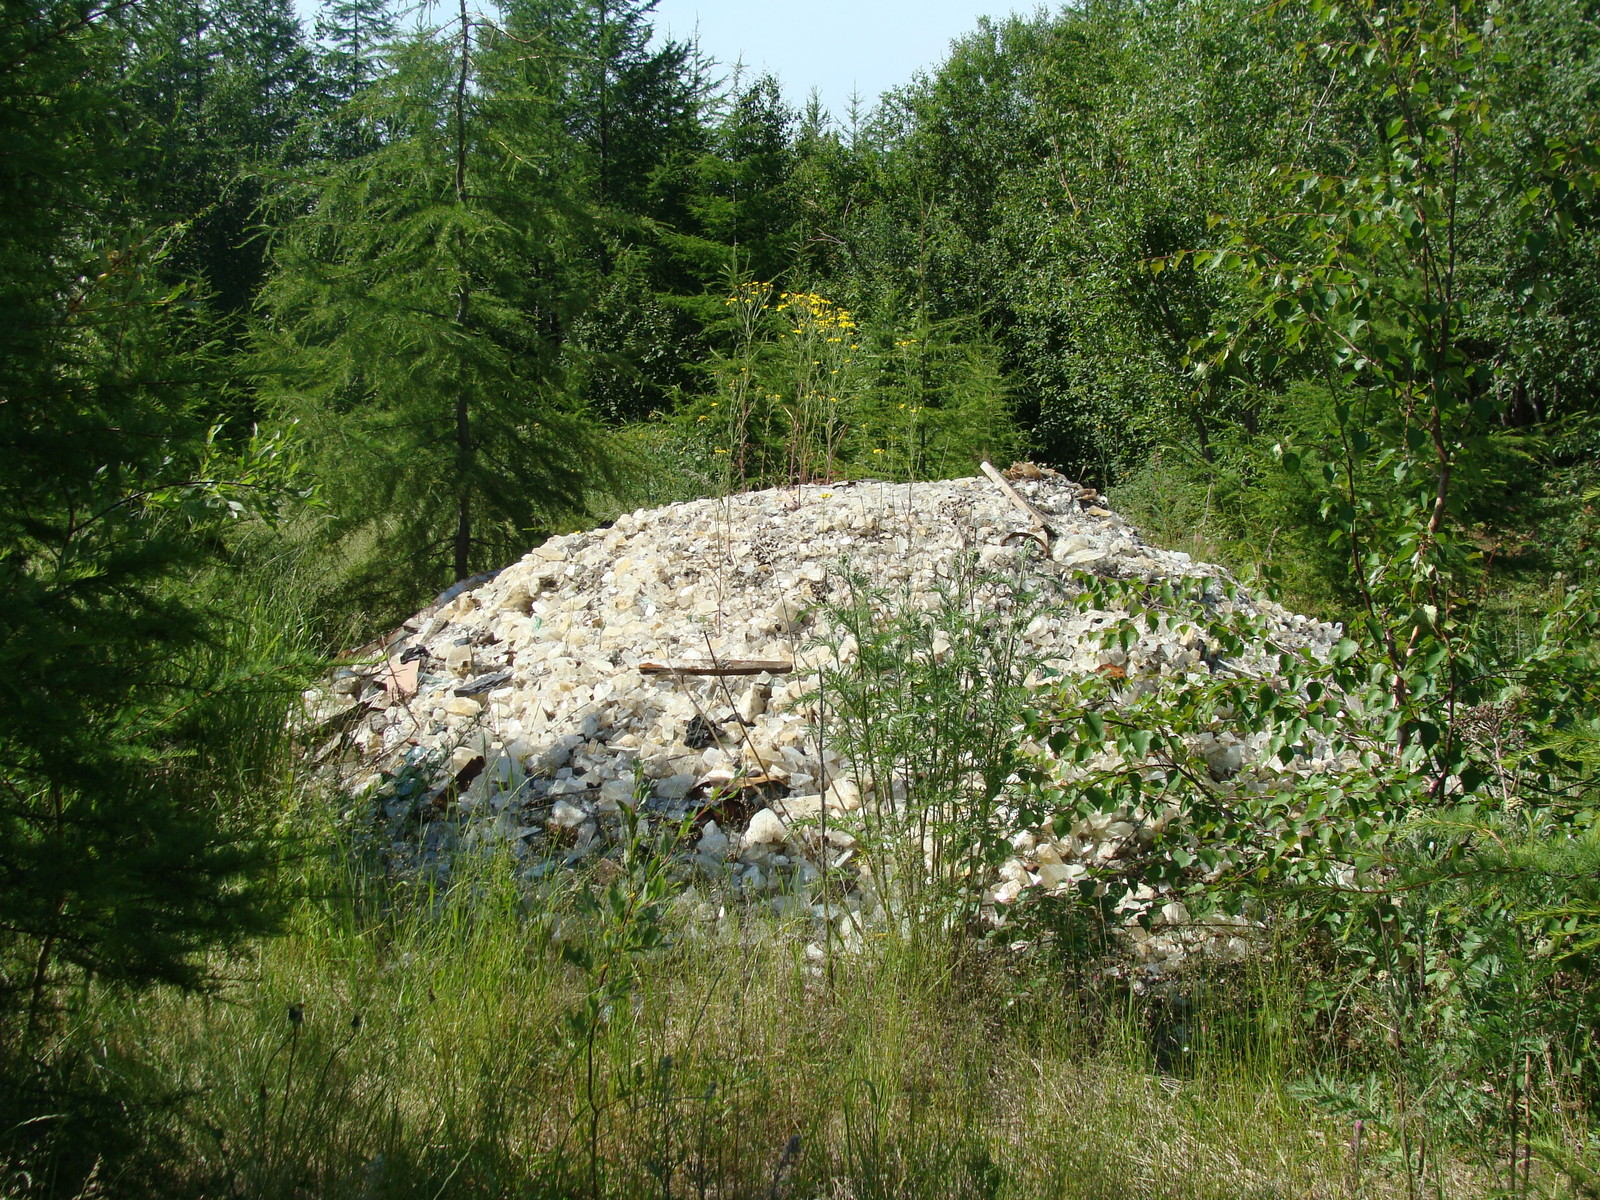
<box><xmin>6</xmin><ymin>0</ymin><xmax>1600</xmax><ymax>1194</ymax></box>
<box><xmin>8</xmin><ymin>0</ymin><xmax>1600</xmax><ymax>616</ymax></box>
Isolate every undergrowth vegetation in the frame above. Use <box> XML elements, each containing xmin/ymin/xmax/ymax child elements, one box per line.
<box><xmin>2</xmin><ymin>842</ymin><xmax>1468</xmax><ymax>1200</ymax></box>
<box><xmin>11</xmin><ymin>546</ymin><xmax>1599</xmax><ymax>1197</ymax></box>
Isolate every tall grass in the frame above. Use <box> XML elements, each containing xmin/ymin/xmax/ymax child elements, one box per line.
<box><xmin>66</xmin><ymin>842</ymin><xmax>1412</xmax><ymax>1200</ymax></box>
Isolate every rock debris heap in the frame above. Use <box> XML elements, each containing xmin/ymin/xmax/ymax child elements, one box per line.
<box><xmin>309</xmin><ymin>468</ymin><xmax>1339</xmax><ymax>962</ymax></box>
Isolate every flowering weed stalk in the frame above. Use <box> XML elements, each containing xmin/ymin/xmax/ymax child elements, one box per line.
<box><xmin>693</xmin><ymin>290</ymin><xmax>1013</xmax><ymax>488</ymax></box>
<box><xmin>712</xmin><ymin>278</ymin><xmax>775</xmax><ymax>488</ymax></box>
<box><xmin>772</xmin><ymin>290</ymin><xmax>862</xmax><ymax>484</ymax></box>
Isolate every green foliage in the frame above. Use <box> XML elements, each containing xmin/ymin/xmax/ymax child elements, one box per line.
<box><xmin>1021</xmin><ymin>3</ymin><xmax>1600</xmax><ymax>1152</ymax></box>
<box><xmin>775</xmin><ymin>0</ymin><xmax>1600</xmax><ymax>496</ymax></box>
<box><xmin>1014</xmin><ymin>568</ymin><xmax>1600</xmax><ymax>1187</ymax></box>
<box><xmin>1202</xmin><ymin>0</ymin><xmax>1580</xmax><ymax>634</ymax></box>
<box><xmin>311</xmin><ymin>0</ymin><xmax>398</xmax><ymax>161</ymax></box>
<box><xmin>0</xmin><ymin>24</ymin><xmax>327</xmax><ymax>1197</ymax></box>
<box><xmin>313</xmin><ymin>0</ymin><xmax>395</xmax><ymax>108</ymax></box>
<box><xmin>685</xmin><ymin>282</ymin><xmax>1017</xmax><ymax>488</ymax></box>
<box><xmin>818</xmin><ymin>557</ymin><xmax>1057</xmax><ymax>933</ymax></box>
<box><xmin>10</xmin><ymin>0</ymin><xmax>1600</xmax><ymax>1190</ymax></box>
<box><xmin>684</xmin><ymin>74</ymin><xmax>799</xmax><ymax>284</ymax></box>
<box><xmin>515</xmin><ymin>0</ymin><xmax>705</xmax><ymax>211</ymax></box>
<box><xmin>695</xmin><ymin>283</ymin><xmax>868</xmax><ymax>485</ymax></box>
<box><xmin>3</xmin><ymin>823</ymin><xmax>1387</xmax><ymax>1198</ymax></box>
<box><xmin>0</xmin><ymin>0</ymin><xmax>304</xmax><ymax>1032</ymax></box>
<box><xmin>558</xmin><ymin>798</ymin><xmax>682</xmax><ymax>1200</ymax></box>
<box><xmin>121</xmin><ymin>0</ymin><xmax>319</xmax><ymax>321</ymax></box>
<box><xmin>256</xmin><ymin>12</ymin><xmax>609</xmax><ymax>598</ymax></box>
<box><xmin>853</xmin><ymin>314</ymin><xmax>1018</xmax><ymax>481</ymax></box>
<box><xmin>793</xmin><ymin>0</ymin><xmax>1314</xmax><ymax>477</ymax></box>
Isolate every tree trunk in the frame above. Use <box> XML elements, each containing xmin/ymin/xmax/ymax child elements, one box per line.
<box><xmin>597</xmin><ymin>0</ymin><xmax>610</xmax><ymax>203</ymax></box>
<box><xmin>452</xmin><ymin>0</ymin><xmax>473</xmax><ymax>582</ymax></box>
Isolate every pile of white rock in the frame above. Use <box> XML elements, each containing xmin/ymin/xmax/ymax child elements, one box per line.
<box><xmin>306</xmin><ymin>468</ymin><xmax>1341</xmax><ymax>971</ymax></box>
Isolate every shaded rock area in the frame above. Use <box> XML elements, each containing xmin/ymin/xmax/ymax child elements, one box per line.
<box><xmin>306</xmin><ymin>469</ymin><xmax>1340</xmax><ymax>969</ymax></box>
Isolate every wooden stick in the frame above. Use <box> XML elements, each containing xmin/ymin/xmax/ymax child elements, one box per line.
<box><xmin>981</xmin><ymin>460</ymin><xmax>1053</xmax><ymax>544</ymax></box>
<box><xmin>638</xmin><ymin>659</ymin><xmax>793</xmax><ymax>677</ymax></box>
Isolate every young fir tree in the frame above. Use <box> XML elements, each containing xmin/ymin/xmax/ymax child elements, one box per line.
<box><xmin>503</xmin><ymin>0</ymin><xmax>711</xmax><ymax>422</ymax></box>
<box><xmin>0</xmin><ymin>0</ymin><xmax>286</xmax><ymax>1031</ymax></box>
<box><xmin>510</xmin><ymin>0</ymin><xmax>703</xmax><ymax>209</ymax></box>
<box><xmin>682</xmin><ymin>73</ymin><xmax>799</xmax><ymax>286</ymax></box>
<box><xmin>257</xmin><ymin>0</ymin><xmax>606</xmax><ymax>600</ymax></box>
<box><xmin>315</xmin><ymin>0</ymin><xmax>395</xmax><ymax>103</ymax></box>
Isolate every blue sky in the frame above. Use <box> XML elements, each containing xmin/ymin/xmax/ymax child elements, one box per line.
<box><xmin>647</xmin><ymin>1</ymin><xmax>1033</xmax><ymax>119</ymax></box>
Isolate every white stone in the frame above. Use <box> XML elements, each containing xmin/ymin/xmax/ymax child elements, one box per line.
<box><xmin>743</xmin><ymin>808</ymin><xmax>787</xmax><ymax>846</ymax></box>
<box><xmin>1036</xmin><ymin>861</ymin><xmax>1085</xmax><ymax>890</ymax></box>
<box><xmin>1158</xmin><ymin>900</ymin><xmax>1191</xmax><ymax>927</ymax></box>
<box><xmin>774</xmin><ymin>794</ymin><xmax>823</xmax><ymax>822</ymax></box>
<box><xmin>598</xmin><ymin>778</ymin><xmax>635</xmax><ymax>810</ymax></box>
<box><xmin>653</xmin><ymin>773</ymin><xmax>695</xmax><ymax>799</ymax></box>
<box><xmin>823</xmin><ymin>778</ymin><xmax>861</xmax><ymax>812</ymax></box>
<box><xmin>548</xmin><ymin>800</ymin><xmax>586</xmax><ymax>829</ymax></box>
<box><xmin>319</xmin><ymin>471</ymin><xmax>1342</xmax><ymax>982</ymax></box>
<box><xmin>737</xmin><ymin>684</ymin><xmax>768</xmax><ymax>723</ymax></box>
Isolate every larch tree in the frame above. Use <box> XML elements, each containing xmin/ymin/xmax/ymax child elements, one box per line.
<box><xmin>256</xmin><ymin>0</ymin><xmax>607</xmax><ymax>600</ymax></box>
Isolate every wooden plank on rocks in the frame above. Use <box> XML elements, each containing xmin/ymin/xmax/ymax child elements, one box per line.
<box><xmin>638</xmin><ymin>659</ymin><xmax>792</xmax><ymax>677</ymax></box>
<box><xmin>981</xmin><ymin>459</ymin><xmax>1053</xmax><ymax>536</ymax></box>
